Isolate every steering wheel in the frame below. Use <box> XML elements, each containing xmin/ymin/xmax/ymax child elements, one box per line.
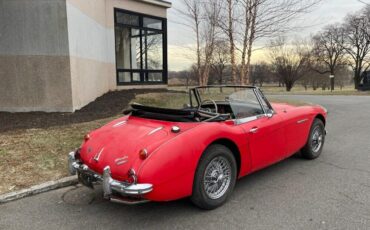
<box><xmin>199</xmin><ymin>99</ymin><xmax>218</xmax><ymax>114</ymax></box>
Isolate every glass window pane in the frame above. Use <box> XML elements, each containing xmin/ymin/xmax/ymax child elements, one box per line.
<box><xmin>147</xmin><ymin>72</ymin><xmax>163</xmax><ymax>82</ymax></box>
<box><xmin>118</xmin><ymin>72</ymin><xmax>131</xmax><ymax>83</ymax></box>
<box><xmin>115</xmin><ymin>27</ymin><xmax>141</xmax><ymax>69</ymax></box>
<box><xmin>115</xmin><ymin>27</ymin><xmax>130</xmax><ymax>69</ymax></box>
<box><xmin>116</xmin><ymin>12</ymin><xmax>139</xmax><ymax>26</ymax></box>
<box><xmin>143</xmin><ymin>17</ymin><xmax>162</xmax><ymax>30</ymax></box>
<box><xmin>130</xmin><ymin>29</ymin><xmax>141</xmax><ymax>69</ymax></box>
<box><xmin>133</xmin><ymin>72</ymin><xmax>140</xmax><ymax>82</ymax></box>
<box><xmin>228</xmin><ymin>89</ymin><xmax>264</xmax><ymax>119</ymax></box>
<box><xmin>145</xmin><ymin>31</ymin><xmax>163</xmax><ymax>70</ymax></box>
<box><xmin>114</xmin><ymin>11</ymin><xmax>166</xmax><ymax>85</ymax></box>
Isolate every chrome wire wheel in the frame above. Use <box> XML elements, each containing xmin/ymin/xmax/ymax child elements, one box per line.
<box><xmin>311</xmin><ymin>126</ymin><xmax>323</xmax><ymax>153</ymax></box>
<box><xmin>203</xmin><ymin>156</ymin><xmax>232</xmax><ymax>200</ymax></box>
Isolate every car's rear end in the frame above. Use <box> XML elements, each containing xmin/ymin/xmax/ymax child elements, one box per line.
<box><xmin>68</xmin><ymin>115</ymin><xmax>200</xmax><ymax>204</ymax></box>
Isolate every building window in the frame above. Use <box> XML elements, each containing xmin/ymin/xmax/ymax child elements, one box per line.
<box><xmin>114</xmin><ymin>9</ymin><xmax>167</xmax><ymax>85</ymax></box>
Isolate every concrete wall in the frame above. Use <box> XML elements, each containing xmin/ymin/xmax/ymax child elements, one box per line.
<box><xmin>66</xmin><ymin>1</ymin><xmax>115</xmax><ymax>111</ymax></box>
<box><xmin>66</xmin><ymin>0</ymin><xmax>168</xmax><ymax>111</ymax></box>
<box><xmin>0</xmin><ymin>0</ymin><xmax>73</xmax><ymax>112</ymax></box>
<box><xmin>0</xmin><ymin>0</ymin><xmax>169</xmax><ymax>112</ymax></box>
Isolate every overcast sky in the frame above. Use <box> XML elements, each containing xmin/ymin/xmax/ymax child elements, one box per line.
<box><xmin>166</xmin><ymin>0</ymin><xmax>366</xmax><ymax>71</ymax></box>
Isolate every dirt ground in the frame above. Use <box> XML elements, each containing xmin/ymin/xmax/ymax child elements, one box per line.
<box><xmin>0</xmin><ymin>89</ymin><xmax>169</xmax><ymax>133</ymax></box>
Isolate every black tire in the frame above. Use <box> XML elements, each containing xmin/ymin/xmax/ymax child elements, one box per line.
<box><xmin>301</xmin><ymin>118</ymin><xmax>325</xmax><ymax>159</ymax></box>
<box><xmin>191</xmin><ymin>144</ymin><xmax>237</xmax><ymax>210</ymax></box>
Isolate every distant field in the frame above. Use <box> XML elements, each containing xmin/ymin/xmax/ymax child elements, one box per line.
<box><xmin>168</xmin><ymin>85</ymin><xmax>370</xmax><ymax>96</ymax></box>
<box><xmin>260</xmin><ymin>85</ymin><xmax>370</xmax><ymax>95</ymax></box>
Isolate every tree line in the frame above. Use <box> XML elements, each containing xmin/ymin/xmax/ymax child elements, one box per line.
<box><xmin>173</xmin><ymin>0</ymin><xmax>370</xmax><ymax>91</ymax></box>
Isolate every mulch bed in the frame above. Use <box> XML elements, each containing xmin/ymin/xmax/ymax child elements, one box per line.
<box><xmin>0</xmin><ymin>89</ymin><xmax>170</xmax><ymax>132</ymax></box>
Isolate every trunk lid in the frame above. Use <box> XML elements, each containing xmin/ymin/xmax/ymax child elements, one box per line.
<box><xmin>79</xmin><ymin>116</ymin><xmax>200</xmax><ymax>181</ymax></box>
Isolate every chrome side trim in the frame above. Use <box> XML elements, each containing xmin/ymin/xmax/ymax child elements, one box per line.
<box><xmin>235</xmin><ymin>115</ymin><xmax>265</xmax><ymax>125</ymax></box>
<box><xmin>113</xmin><ymin>121</ymin><xmax>127</xmax><ymax>127</ymax></box>
<box><xmin>148</xmin><ymin>126</ymin><xmax>163</xmax><ymax>135</ymax></box>
<box><xmin>297</xmin><ymin>118</ymin><xmax>308</xmax><ymax>124</ymax></box>
<box><xmin>235</xmin><ymin>116</ymin><xmax>258</xmax><ymax>125</ymax></box>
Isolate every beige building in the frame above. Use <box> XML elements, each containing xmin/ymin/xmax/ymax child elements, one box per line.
<box><xmin>0</xmin><ymin>0</ymin><xmax>171</xmax><ymax>112</ymax></box>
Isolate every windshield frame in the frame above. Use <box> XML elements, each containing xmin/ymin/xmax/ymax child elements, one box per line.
<box><xmin>190</xmin><ymin>85</ymin><xmax>275</xmax><ymax>124</ymax></box>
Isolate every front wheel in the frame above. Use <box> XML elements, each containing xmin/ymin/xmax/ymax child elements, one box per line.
<box><xmin>301</xmin><ymin>118</ymin><xmax>325</xmax><ymax>159</ymax></box>
<box><xmin>191</xmin><ymin>144</ymin><xmax>237</xmax><ymax>210</ymax></box>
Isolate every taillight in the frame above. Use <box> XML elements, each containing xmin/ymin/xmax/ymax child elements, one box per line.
<box><xmin>139</xmin><ymin>149</ymin><xmax>148</xmax><ymax>160</ymax></box>
<box><xmin>84</xmin><ymin>134</ymin><xmax>90</xmax><ymax>142</ymax></box>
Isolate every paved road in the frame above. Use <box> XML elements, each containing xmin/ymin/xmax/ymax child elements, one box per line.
<box><xmin>1</xmin><ymin>95</ymin><xmax>370</xmax><ymax>230</ymax></box>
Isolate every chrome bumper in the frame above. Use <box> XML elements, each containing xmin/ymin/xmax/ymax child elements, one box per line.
<box><xmin>68</xmin><ymin>151</ymin><xmax>153</xmax><ymax>201</ymax></box>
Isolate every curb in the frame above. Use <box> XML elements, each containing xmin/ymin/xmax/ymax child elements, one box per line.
<box><xmin>0</xmin><ymin>176</ymin><xmax>78</xmax><ymax>204</ymax></box>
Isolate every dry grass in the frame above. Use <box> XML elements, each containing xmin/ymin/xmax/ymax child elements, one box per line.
<box><xmin>0</xmin><ymin>117</ymin><xmax>118</xmax><ymax>194</ymax></box>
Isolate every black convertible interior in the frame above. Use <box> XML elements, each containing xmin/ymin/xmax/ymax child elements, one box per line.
<box><xmin>124</xmin><ymin>100</ymin><xmax>264</xmax><ymax>122</ymax></box>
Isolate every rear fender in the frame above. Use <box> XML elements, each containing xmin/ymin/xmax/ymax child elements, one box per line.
<box><xmin>138</xmin><ymin>122</ymin><xmax>250</xmax><ymax>202</ymax></box>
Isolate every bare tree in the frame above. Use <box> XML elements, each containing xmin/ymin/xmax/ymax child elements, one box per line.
<box><xmin>237</xmin><ymin>0</ymin><xmax>257</xmax><ymax>85</ymax></box>
<box><xmin>180</xmin><ymin>0</ymin><xmax>221</xmax><ymax>86</ymax></box>
<box><xmin>211</xmin><ymin>40</ymin><xmax>230</xmax><ymax>86</ymax></box>
<box><xmin>269</xmin><ymin>37</ymin><xmax>311</xmax><ymax>91</ymax></box>
<box><xmin>306</xmin><ymin>64</ymin><xmax>328</xmax><ymax>90</ymax></box>
<box><xmin>179</xmin><ymin>0</ymin><xmax>202</xmax><ymax>84</ymax></box>
<box><xmin>250</xmin><ymin>62</ymin><xmax>271</xmax><ymax>87</ymax></box>
<box><xmin>342</xmin><ymin>9</ymin><xmax>370</xmax><ymax>89</ymax></box>
<box><xmin>335</xmin><ymin>65</ymin><xmax>353</xmax><ymax>90</ymax></box>
<box><xmin>235</xmin><ymin>0</ymin><xmax>321</xmax><ymax>85</ymax></box>
<box><xmin>218</xmin><ymin>0</ymin><xmax>239</xmax><ymax>85</ymax></box>
<box><xmin>200</xmin><ymin>1</ymin><xmax>222</xmax><ymax>86</ymax></box>
<box><xmin>312</xmin><ymin>24</ymin><xmax>346</xmax><ymax>91</ymax></box>
<box><xmin>358</xmin><ymin>0</ymin><xmax>370</xmax><ymax>6</ymax></box>
<box><xmin>226</xmin><ymin>0</ymin><xmax>238</xmax><ymax>84</ymax></box>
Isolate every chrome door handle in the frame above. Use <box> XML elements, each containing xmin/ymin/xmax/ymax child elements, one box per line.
<box><xmin>250</xmin><ymin>127</ymin><xmax>259</xmax><ymax>133</ymax></box>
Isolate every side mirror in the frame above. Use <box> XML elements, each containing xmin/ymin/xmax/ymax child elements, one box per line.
<box><xmin>266</xmin><ymin>109</ymin><xmax>274</xmax><ymax>118</ymax></box>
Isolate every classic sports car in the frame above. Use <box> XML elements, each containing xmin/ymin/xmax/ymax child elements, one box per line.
<box><xmin>68</xmin><ymin>86</ymin><xmax>327</xmax><ymax>209</ymax></box>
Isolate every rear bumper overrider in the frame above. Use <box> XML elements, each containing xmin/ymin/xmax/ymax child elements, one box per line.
<box><xmin>68</xmin><ymin>151</ymin><xmax>153</xmax><ymax>204</ymax></box>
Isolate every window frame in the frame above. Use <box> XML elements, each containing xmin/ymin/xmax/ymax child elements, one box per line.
<box><xmin>114</xmin><ymin>8</ymin><xmax>168</xmax><ymax>85</ymax></box>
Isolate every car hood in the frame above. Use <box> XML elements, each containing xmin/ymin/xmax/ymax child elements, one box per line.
<box><xmin>79</xmin><ymin>116</ymin><xmax>200</xmax><ymax>181</ymax></box>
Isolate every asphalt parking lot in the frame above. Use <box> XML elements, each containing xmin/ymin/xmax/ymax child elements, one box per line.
<box><xmin>1</xmin><ymin>95</ymin><xmax>369</xmax><ymax>230</ymax></box>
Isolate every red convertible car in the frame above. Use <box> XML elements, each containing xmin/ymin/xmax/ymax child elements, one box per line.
<box><xmin>68</xmin><ymin>86</ymin><xmax>327</xmax><ymax>209</ymax></box>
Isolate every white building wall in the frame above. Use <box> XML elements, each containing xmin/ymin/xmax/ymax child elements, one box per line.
<box><xmin>66</xmin><ymin>2</ymin><xmax>116</xmax><ymax>111</ymax></box>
